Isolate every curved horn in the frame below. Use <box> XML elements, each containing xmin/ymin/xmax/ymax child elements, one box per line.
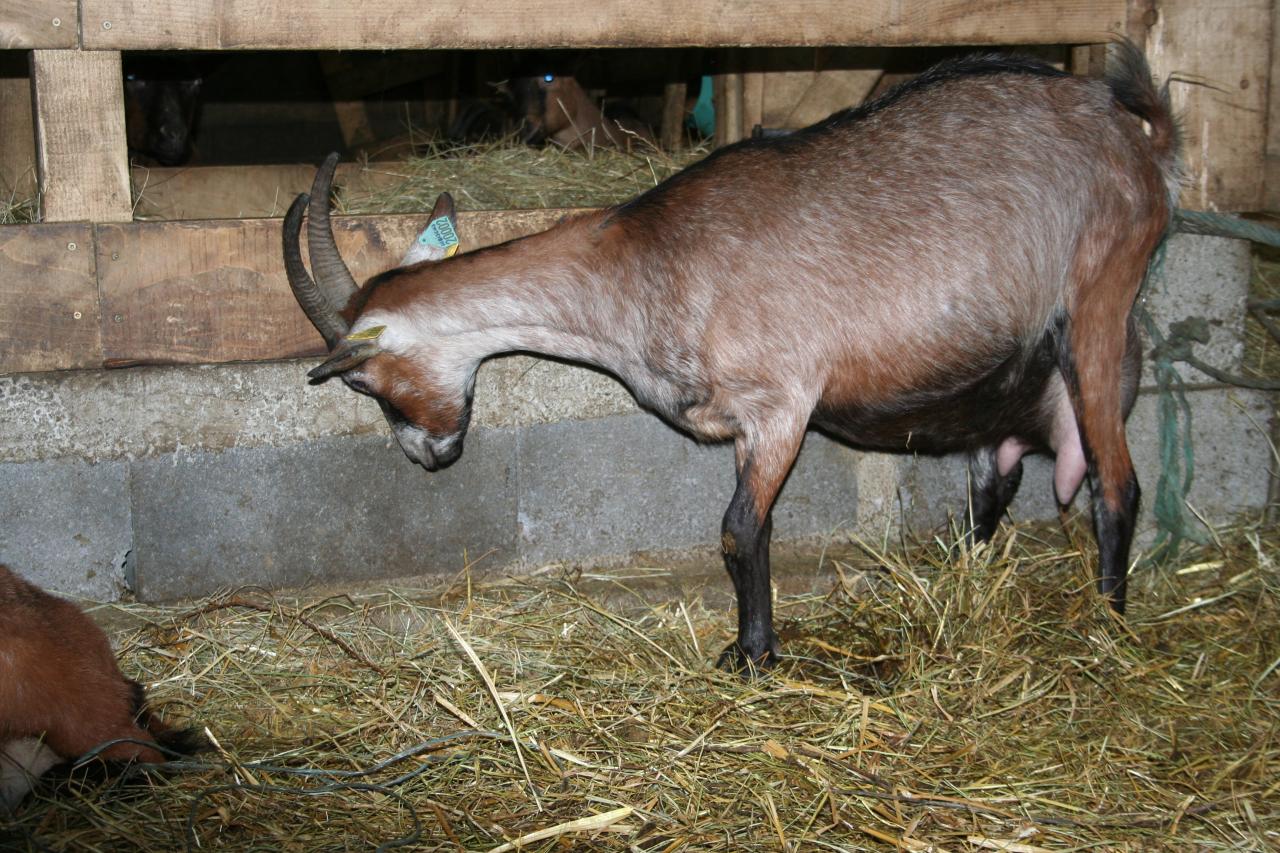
<box><xmin>307</xmin><ymin>152</ymin><xmax>360</xmax><ymax>314</ymax></box>
<box><xmin>283</xmin><ymin>192</ymin><xmax>348</xmax><ymax>347</ymax></box>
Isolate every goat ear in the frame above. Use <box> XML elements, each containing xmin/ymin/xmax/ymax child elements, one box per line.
<box><xmin>307</xmin><ymin>340</ymin><xmax>381</xmax><ymax>384</ymax></box>
<box><xmin>401</xmin><ymin>192</ymin><xmax>460</xmax><ymax>265</ymax></box>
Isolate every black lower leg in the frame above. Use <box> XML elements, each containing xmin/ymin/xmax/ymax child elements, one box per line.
<box><xmin>717</xmin><ymin>475</ymin><xmax>779</xmax><ymax>674</ymax></box>
<box><xmin>1090</xmin><ymin>468</ymin><xmax>1139</xmax><ymax>614</ymax></box>
<box><xmin>968</xmin><ymin>448</ymin><xmax>1023</xmax><ymax>543</ymax></box>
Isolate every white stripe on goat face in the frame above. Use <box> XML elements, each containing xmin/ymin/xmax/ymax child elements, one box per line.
<box><xmin>343</xmin><ymin>314</ymin><xmax>473</xmax><ymax>472</ymax></box>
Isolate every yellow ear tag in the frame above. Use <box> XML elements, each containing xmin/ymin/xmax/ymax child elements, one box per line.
<box><xmin>345</xmin><ymin>325</ymin><xmax>386</xmax><ymax>343</ymax></box>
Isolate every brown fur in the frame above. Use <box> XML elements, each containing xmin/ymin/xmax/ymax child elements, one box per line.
<box><xmin>0</xmin><ymin>566</ymin><xmax>186</xmax><ymax>767</ymax></box>
<box><xmin>516</xmin><ymin>74</ymin><xmax>655</xmax><ymax>151</ymax></box>
<box><xmin>295</xmin><ymin>43</ymin><xmax>1179</xmax><ymax>663</ymax></box>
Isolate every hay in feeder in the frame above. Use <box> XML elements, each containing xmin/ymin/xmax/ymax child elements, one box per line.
<box><xmin>336</xmin><ymin>136</ymin><xmax>710</xmax><ymax>215</ymax></box>
<box><xmin>3</xmin><ymin>518</ymin><xmax>1278</xmax><ymax>851</ymax></box>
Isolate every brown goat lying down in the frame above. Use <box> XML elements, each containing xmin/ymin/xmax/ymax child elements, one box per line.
<box><xmin>0</xmin><ymin>565</ymin><xmax>204</xmax><ymax>808</ymax></box>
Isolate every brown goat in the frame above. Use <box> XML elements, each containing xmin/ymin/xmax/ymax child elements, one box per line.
<box><xmin>512</xmin><ymin>72</ymin><xmax>656</xmax><ymax>151</ymax></box>
<box><xmin>284</xmin><ymin>43</ymin><xmax>1179</xmax><ymax>672</ymax></box>
<box><xmin>0</xmin><ymin>565</ymin><xmax>202</xmax><ymax>807</ymax></box>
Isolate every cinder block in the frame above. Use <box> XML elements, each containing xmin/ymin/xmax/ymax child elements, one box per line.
<box><xmin>0</xmin><ymin>458</ymin><xmax>130</xmax><ymax>599</ymax></box>
<box><xmin>895</xmin><ymin>385</ymin><xmax>1274</xmax><ymax>541</ymax></box>
<box><xmin>1127</xmin><ymin>387</ymin><xmax>1273</xmax><ymax>535</ymax></box>
<box><xmin>515</xmin><ymin>414</ymin><xmax>859</xmax><ymax>565</ymax></box>
<box><xmin>0</xmin><ymin>361</ymin><xmax>382</xmax><ymax>465</ymax></box>
<box><xmin>474</xmin><ymin>355</ymin><xmax>637</xmax><ymax>429</ymax></box>
<box><xmin>130</xmin><ymin>431</ymin><xmax>517</xmax><ymax>600</ymax></box>
<box><xmin>1141</xmin><ymin>234</ymin><xmax>1251</xmax><ymax>385</ymax></box>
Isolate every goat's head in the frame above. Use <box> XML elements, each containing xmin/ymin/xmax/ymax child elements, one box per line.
<box><xmin>512</xmin><ymin>71</ymin><xmax>586</xmax><ymax>145</ymax></box>
<box><xmin>283</xmin><ymin>154</ymin><xmax>470</xmax><ymax>472</ymax></box>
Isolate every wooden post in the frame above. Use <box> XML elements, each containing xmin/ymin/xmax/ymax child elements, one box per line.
<box><xmin>660</xmin><ymin>81</ymin><xmax>687</xmax><ymax>151</ymax></box>
<box><xmin>714</xmin><ymin>49</ymin><xmax>743</xmax><ymax>148</ymax></box>
<box><xmin>1144</xmin><ymin>0</ymin><xmax>1272</xmax><ymax>211</ymax></box>
<box><xmin>741</xmin><ymin>71</ymin><xmax>764</xmax><ymax>138</ymax></box>
<box><xmin>1267</xmin><ymin>0</ymin><xmax>1280</xmax><ymax>211</ymax></box>
<box><xmin>30</xmin><ymin>50</ymin><xmax>132</xmax><ymax>223</ymax></box>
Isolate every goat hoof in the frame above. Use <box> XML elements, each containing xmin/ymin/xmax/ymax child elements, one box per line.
<box><xmin>716</xmin><ymin>641</ymin><xmax>779</xmax><ymax>678</ymax></box>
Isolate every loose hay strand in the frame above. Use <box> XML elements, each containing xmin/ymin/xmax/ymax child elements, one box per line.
<box><xmin>4</xmin><ymin>519</ymin><xmax>1278</xmax><ymax>851</ymax></box>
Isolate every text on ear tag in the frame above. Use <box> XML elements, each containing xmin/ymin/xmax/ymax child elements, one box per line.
<box><xmin>417</xmin><ymin>215</ymin><xmax>460</xmax><ymax>258</ymax></box>
<box><xmin>346</xmin><ymin>325</ymin><xmax>386</xmax><ymax>342</ymax></box>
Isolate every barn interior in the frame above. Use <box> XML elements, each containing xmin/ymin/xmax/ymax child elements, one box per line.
<box><xmin>0</xmin><ymin>5</ymin><xmax>1277</xmax><ymax>849</ymax></box>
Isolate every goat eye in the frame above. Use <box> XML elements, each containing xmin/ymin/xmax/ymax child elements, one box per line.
<box><xmin>347</xmin><ymin>378</ymin><xmax>372</xmax><ymax>395</ymax></box>
<box><xmin>543</xmin><ymin>73</ymin><xmax>554</xmax><ymax>83</ymax></box>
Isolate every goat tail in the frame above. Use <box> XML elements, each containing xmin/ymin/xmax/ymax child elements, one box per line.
<box><xmin>1104</xmin><ymin>38</ymin><xmax>1184</xmax><ymax>205</ymax></box>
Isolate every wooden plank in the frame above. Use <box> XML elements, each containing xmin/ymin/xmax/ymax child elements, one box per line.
<box><xmin>130</xmin><ymin>163</ymin><xmax>438</xmax><ymax>221</ymax></box>
<box><xmin>0</xmin><ymin>1</ymin><xmax>77</xmax><ymax>49</ymax></box>
<box><xmin>1268</xmin><ymin>0</ymin><xmax>1280</xmax><ymax>211</ymax></box>
<box><xmin>0</xmin><ymin>56</ymin><xmax>37</xmax><ymax>200</ymax></box>
<box><xmin>81</xmin><ymin>0</ymin><xmax>1125</xmax><ymax>50</ymax></box>
<box><xmin>95</xmin><ymin>208</ymin><xmax>572</xmax><ymax>367</ymax></box>
<box><xmin>1145</xmin><ymin>0</ymin><xmax>1272</xmax><ymax>211</ymax></box>
<box><xmin>31</xmin><ymin>50</ymin><xmax>132</xmax><ymax>223</ymax></box>
<box><xmin>0</xmin><ymin>224</ymin><xmax>101</xmax><ymax>373</ymax></box>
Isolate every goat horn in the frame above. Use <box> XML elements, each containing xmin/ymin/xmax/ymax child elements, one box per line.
<box><xmin>306</xmin><ymin>152</ymin><xmax>360</xmax><ymax>315</ymax></box>
<box><xmin>283</xmin><ymin>192</ymin><xmax>348</xmax><ymax>348</ymax></box>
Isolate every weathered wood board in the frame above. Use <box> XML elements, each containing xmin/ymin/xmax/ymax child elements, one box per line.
<box><xmin>1267</xmin><ymin>0</ymin><xmax>1280</xmax><ymax>211</ymax></box>
<box><xmin>0</xmin><ymin>224</ymin><xmax>100</xmax><ymax>373</ymax></box>
<box><xmin>92</xmin><ymin>208</ymin><xmax>571</xmax><ymax>368</ymax></box>
<box><xmin>81</xmin><ymin>0</ymin><xmax>1125</xmax><ymax>50</ymax></box>
<box><xmin>31</xmin><ymin>50</ymin><xmax>132</xmax><ymax>223</ymax></box>
<box><xmin>1146</xmin><ymin>0</ymin><xmax>1272</xmax><ymax>211</ymax></box>
<box><xmin>0</xmin><ymin>1</ymin><xmax>77</xmax><ymax>49</ymax></box>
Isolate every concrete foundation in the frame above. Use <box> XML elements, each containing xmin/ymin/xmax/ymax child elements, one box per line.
<box><xmin>0</xmin><ymin>234</ymin><xmax>1272</xmax><ymax>601</ymax></box>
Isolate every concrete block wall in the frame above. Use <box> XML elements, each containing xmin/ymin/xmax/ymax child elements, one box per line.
<box><xmin>0</xmin><ymin>234</ymin><xmax>1272</xmax><ymax>601</ymax></box>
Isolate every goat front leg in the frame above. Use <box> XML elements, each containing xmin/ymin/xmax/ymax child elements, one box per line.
<box><xmin>717</xmin><ymin>422</ymin><xmax>806</xmax><ymax>676</ymax></box>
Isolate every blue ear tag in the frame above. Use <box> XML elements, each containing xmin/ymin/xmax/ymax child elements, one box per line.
<box><xmin>403</xmin><ymin>214</ymin><xmax>460</xmax><ymax>265</ymax></box>
<box><xmin>416</xmin><ymin>215</ymin><xmax>459</xmax><ymax>258</ymax></box>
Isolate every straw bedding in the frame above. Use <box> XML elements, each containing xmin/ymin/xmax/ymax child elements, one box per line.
<box><xmin>3</xmin><ymin>518</ymin><xmax>1276</xmax><ymax>851</ymax></box>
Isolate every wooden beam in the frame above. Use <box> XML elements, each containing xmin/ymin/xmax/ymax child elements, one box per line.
<box><xmin>81</xmin><ymin>0</ymin><xmax>1125</xmax><ymax>50</ymax></box>
<box><xmin>0</xmin><ymin>224</ymin><xmax>100</xmax><ymax>373</ymax></box>
<box><xmin>660</xmin><ymin>81</ymin><xmax>687</xmax><ymax>151</ymax></box>
<box><xmin>1145</xmin><ymin>0</ymin><xmax>1272</xmax><ymax>211</ymax></box>
<box><xmin>91</xmin><ymin>208</ymin><xmax>572</xmax><ymax>369</ymax></box>
<box><xmin>0</xmin><ymin>1</ymin><xmax>77</xmax><ymax>49</ymax></box>
<box><xmin>1267</xmin><ymin>0</ymin><xmax>1280</xmax><ymax>212</ymax></box>
<box><xmin>31</xmin><ymin>50</ymin><xmax>132</xmax><ymax>223</ymax></box>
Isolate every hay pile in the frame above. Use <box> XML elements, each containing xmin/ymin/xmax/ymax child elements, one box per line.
<box><xmin>337</xmin><ymin>137</ymin><xmax>710</xmax><ymax>214</ymax></box>
<box><xmin>4</xmin><ymin>519</ymin><xmax>1277</xmax><ymax>851</ymax></box>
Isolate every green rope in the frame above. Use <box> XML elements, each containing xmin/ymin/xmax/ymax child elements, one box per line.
<box><xmin>1139</xmin><ymin>210</ymin><xmax>1280</xmax><ymax>563</ymax></box>
<box><xmin>1138</xmin><ymin>238</ymin><xmax>1207</xmax><ymax>564</ymax></box>
<box><xmin>1174</xmin><ymin>209</ymin><xmax>1280</xmax><ymax>248</ymax></box>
